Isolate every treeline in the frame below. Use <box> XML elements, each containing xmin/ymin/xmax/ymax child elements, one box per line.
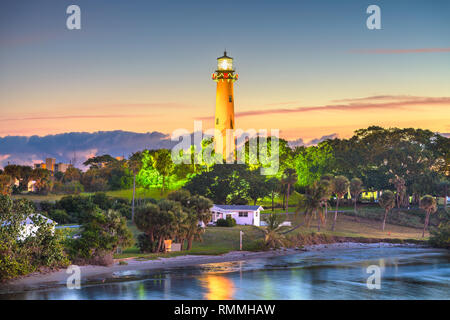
<box><xmin>0</xmin><ymin>155</ymin><xmax>133</xmax><ymax>195</ymax></box>
<box><xmin>39</xmin><ymin>193</ymin><xmax>132</xmax><ymax>224</ymax></box>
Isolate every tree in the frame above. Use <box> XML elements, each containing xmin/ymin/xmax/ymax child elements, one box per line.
<box><xmin>83</xmin><ymin>154</ymin><xmax>118</xmax><ymax>169</ymax></box>
<box><xmin>0</xmin><ymin>174</ymin><xmax>12</xmax><ymax>195</ymax></box>
<box><xmin>31</xmin><ymin>168</ymin><xmax>51</xmax><ymax>194</ymax></box>
<box><xmin>331</xmin><ymin>175</ymin><xmax>350</xmax><ymax>231</ymax></box>
<box><xmin>247</xmin><ymin>170</ymin><xmax>270</xmax><ymax>205</ymax></box>
<box><xmin>266</xmin><ymin>177</ymin><xmax>281</xmax><ymax>212</ymax></box>
<box><xmin>0</xmin><ymin>195</ymin><xmax>69</xmax><ymax>281</ymax></box>
<box><xmin>436</xmin><ymin>180</ymin><xmax>449</xmax><ymax>212</ymax></box>
<box><xmin>63</xmin><ymin>167</ymin><xmax>82</xmax><ymax>183</ymax></box>
<box><xmin>68</xmin><ymin>209</ymin><xmax>133</xmax><ymax>265</ymax></box>
<box><xmin>296</xmin><ymin>180</ymin><xmax>329</xmax><ymax>231</ymax></box>
<box><xmin>281</xmin><ymin>168</ymin><xmax>297</xmax><ymax>214</ymax></box>
<box><xmin>320</xmin><ymin>174</ymin><xmax>334</xmax><ymax>224</ymax></box>
<box><xmin>153</xmin><ymin>150</ymin><xmax>174</xmax><ymax>195</ymax></box>
<box><xmin>135</xmin><ymin>203</ymin><xmax>160</xmax><ymax>252</ymax></box>
<box><xmin>294</xmin><ymin>142</ymin><xmax>335</xmax><ymax>187</ymax></box>
<box><xmin>379</xmin><ymin>190</ymin><xmax>395</xmax><ymax>231</ymax></box>
<box><xmin>4</xmin><ymin>165</ymin><xmax>32</xmax><ymax>192</ymax></box>
<box><xmin>184</xmin><ymin>164</ymin><xmax>250</xmax><ymax>204</ymax></box>
<box><xmin>127</xmin><ymin>152</ymin><xmax>143</xmax><ymax>222</ymax></box>
<box><xmin>420</xmin><ymin>195</ymin><xmax>437</xmax><ymax>238</ymax></box>
<box><xmin>263</xmin><ymin>213</ymin><xmax>287</xmax><ymax>248</ymax></box>
<box><xmin>168</xmin><ymin>191</ymin><xmax>213</xmax><ymax>250</ymax></box>
<box><xmin>350</xmin><ymin>178</ymin><xmax>364</xmax><ymax>213</ymax></box>
<box><xmin>389</xmin><ymin>176</ymin><xmax>406</xmax><ymax>208</ymax></box>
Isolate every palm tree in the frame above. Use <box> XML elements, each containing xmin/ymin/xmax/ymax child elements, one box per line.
<box><xmin>0</xmin><ymin>174</ymin><xmax>12</xmax><ymax>195</ymax></box>
<box><xmin>379</xmin><ymin>190</ymin><xmax>395</xmax><ymax>231</ymax></box>
<box><xmin>127</xmin><ymin>152</ymin><xmax>143</xmax><ymax>223</ymax></box>
<box><xmin>389</xmin><ymin>176</ymin><xmax>406</xmax><ymax>208</ymax></box>
<box><xmin>420</xmin><ymin>195</ymin><xmax>437</xmax><ymax>238</ymax></box>
<box><xmin>350</xmin><ymin>178</ymin><xmax>364</xmax><ymax>213</ymax></box>
<box><xmin>297</xmin><ymin>181</ymin><xmax>329</xmax><ymax>231</ymax></box>
<box><xmin>263</xmin><ymin>213</ymin><xmax>287</xmax><ymax>248</ymax></box>
<box><xmin>320</xmin><ymin>174</ymin><xmax>334</xmax><ymax>224</ymax></box>
<box><xmin>436</xmin><ymin>180</ymin><xmax>449</xmax><ymax>212</ymax></box>
<box><xmin>266</xmin><ymin>177</ymin><xmax>281</xmax><ymax>212</ymax></box>
<box><xmin>152</xmin><ymin>149</ymin><xmax>174</xmax><ymax>195</ymax></box>
<box><xmin>281</xmin><ymin>168</ymin><xmax>298</xmax><ymax>214</ymax></box>
<box><xmin>331</xmin><ymin>175</ymin><xmax>350</xmax><ymax>231</ymax></box>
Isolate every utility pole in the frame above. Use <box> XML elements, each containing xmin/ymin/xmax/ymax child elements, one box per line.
<box><xmin>239</xmin><ymin>230</ymin><xmax>244</xmax><ymax>251</ymax></box>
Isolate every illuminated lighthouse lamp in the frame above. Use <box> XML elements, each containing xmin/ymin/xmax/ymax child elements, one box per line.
<box><xmin>212</xmin><ymin>51</ymin><xmax>238</xmax><ymax>82</ymax></box>
<box><xmin>217</xmin><ymin>51</ymin><xmax>233</xmax><ymax>71</ymax></box>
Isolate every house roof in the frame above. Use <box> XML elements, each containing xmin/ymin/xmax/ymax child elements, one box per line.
<box><xmin>212</xmin><ymin>205</ymin><xmax>263</xmax><ymax>211</ymax></box>
<box><xmin>2</xmin><ymin>213</ymin><xmax>55</xmax><ymax>227</ymax></box>
<box><xmin>24</xmin><ymin>214</ymin><xmax>55</xmax><ymax>225</ymax></box>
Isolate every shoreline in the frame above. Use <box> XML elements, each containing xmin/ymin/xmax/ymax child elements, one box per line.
<box><xmin>1</xmin><ymin>241</ymin><xmax>427</xmax><ymax>295</ymax></box>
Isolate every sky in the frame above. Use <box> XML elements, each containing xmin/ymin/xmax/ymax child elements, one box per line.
<box><xmin>1</xmin><ymin>0</ymin><xmax>449</xmax><ymax>143</ymax></box>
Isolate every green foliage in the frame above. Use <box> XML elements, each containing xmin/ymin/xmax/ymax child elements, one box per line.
<box><xmin>67</xmin><ymin>209</ymin><xmax>133</xmax><ymax>265</ymax></box>
<box><xmin>216</xmin><ymin>216</ymin><xmax>237</xmax><ymax>227</ymax></box>
<box><xmin>0</xmin><ymin>195</ymin><xmax>69</xmax><ymax>281</ymax></box>
<box><xmin>379</xmin><ymin>191</ymin><xmax>395</xmax><ymax>211</ymax></box>
<box><xmin>294</xmin><ymin>142</ymin><xmax>335</xmax><ymax>187</ymax></box>
<box><xmin>429</xmin><ymin>210</ymin><xmax>450</xmax><ymax>249</ymax></box>
<box><xmin>0</xmin><ymin>174</ymin><xmax>12</xmax><ymax>195</ymax></box>
<box><xmin>262</xmin><ymin>213</ymin><xmax>287</xmax><ymax>248</ymax></box>
<box><xmin>184</xmin><ymin>164</ymin><xmax>251</xmax><ymax>204</ymax></box>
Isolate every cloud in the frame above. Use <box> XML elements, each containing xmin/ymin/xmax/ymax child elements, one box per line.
<box><xmin>288</xmin><ymin>134</ymin><xmax>338</xmax><ymax>148</ymax></box>
<box><xmin>198</xmin><ymin>96</ymin><xmax>450</xmax><ymax>119</ymax></box>
<box><xmin>349</xmin><ymin>48</ymin><xmax>450</xmax><ymax>54</ymax></box>
<box><xmin>0</xmin><ymin>130</ymin><xmax>176</xmax><ymax>169</ymax></box>
<box><xmin>1</xmin><ymin>114</ymin><xmax>145</xmax><ymax>122</ymax></box>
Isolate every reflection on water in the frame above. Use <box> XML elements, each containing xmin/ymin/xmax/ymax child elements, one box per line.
<box><xmin>199</xmin><ymin>275</ymin><xmax>234</xmax><ymax>300</ymax></box>
<box><xmin>1</xmin><ymin>246</ymin><xmax>449</xmax><ymax>300</ymax></box>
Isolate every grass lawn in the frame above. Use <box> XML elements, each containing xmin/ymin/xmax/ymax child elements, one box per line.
<box><xmin>115</xmin><ymin>223</ymin><xmax>265</xmax><ymax>259</ymax></box>
<box><xmin>10</xmin><ymin>187</ymin><xmax>169</xmax><ymax>202</ymax></box>
<box><xmin>115</xmin><ymin>212</ymin><xmax>427</xmax><ymax>260</ymax></box>
<box><xmin>277</xmin><ymin>212</ymin><xmax>428</xmax><ymax>240</ymax></box>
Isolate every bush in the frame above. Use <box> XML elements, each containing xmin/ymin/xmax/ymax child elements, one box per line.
<box><xmin>0</xmin><ymin>196</ymin><xmax>69</xmax><ymax>281</ymax></box>
<box><xmin>47</xmin><ymin>209</ymin><xmax>71</xmax><ymax>224</ymax></box>
<box><xmin>137</xmin><ymin>233</ymin><xmax>154</xmax><ymax>253</ymax></box>
<box><xmin>66</xmin><ymin>209</ymin><xmax>133</xmax><ymax>266</ymax></box>
<box><xmin>429</xmin><ymin>220</ymin><xmax>450</xmax><ymax>249</ymax></box>
<box><xmin>216</xmin><ymin>216</ymin><xmax>237</xmax><ymax>227</ymax></box>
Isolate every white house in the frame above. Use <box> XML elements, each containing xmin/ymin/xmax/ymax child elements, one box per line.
<box><xmin>3</xmin><ymin>214</ymin><xmax>56</xmax><ymax>240</ymax></box>
<box><xmin>210</xmin><ymin>205</ymin><xmax>263</xmax><ymax>226</ymax></box>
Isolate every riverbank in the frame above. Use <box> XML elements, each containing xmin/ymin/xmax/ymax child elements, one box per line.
<box><xmin>1</xmin><ymin>240</ymin><xmax>427</xmax><ymax>295</ymax></box>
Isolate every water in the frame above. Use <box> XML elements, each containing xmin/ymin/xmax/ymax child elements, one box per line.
<box><xmin>1</xmin><ymin>246</ymin><xmax>449</xmax><ymax>300</ymax></box>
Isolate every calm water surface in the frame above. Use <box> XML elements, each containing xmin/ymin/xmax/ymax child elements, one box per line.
<box><xmin>1</xmin><ymin>246</ymin><xmax>449</xmax><ymax>300</ymax></box>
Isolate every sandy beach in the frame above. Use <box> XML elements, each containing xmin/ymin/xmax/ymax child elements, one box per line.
<box><xmin>1</xmin><ymin>242</ymin><xmax>424</xmax><ymax>294</ymax></box>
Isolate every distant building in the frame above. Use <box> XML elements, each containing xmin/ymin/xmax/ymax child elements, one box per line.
<box><xmin>46</xmin><ymin>158</ymin><xmax>56</xmax><ymax>172</ymax></box>
<box><xmin>55</xmin><ymin>163</ymin><xmax>71</xmax><ymax>173</ymax></box>
<box><xmin>34</xmin><ymin>158</ymin><xmax>72</xmax><ymax>173</ymax></box>
<box><xmin>210</xmin><ymin>205</ymin><xmax>263</xmax><ymax>226</ymax></box>
<box><xmin>34</xmin><ymin>162</ymin><xmax>46</xmax><ymax>169</ymax></box>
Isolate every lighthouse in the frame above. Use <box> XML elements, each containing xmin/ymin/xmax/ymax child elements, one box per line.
<box><xmin>212</xmin><ymin>51</ymin><xmax>238</xmax><ymax>160</ymax></box>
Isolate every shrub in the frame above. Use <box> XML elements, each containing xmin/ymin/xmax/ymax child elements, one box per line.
<box><xmin>66</xmin><ymin>209</ymin><xmax>133</xmax><ymax>266</ymax></box>
<box><xmin>216</xmin><ymin>216</ymin><xmax>237</xmax><ymax>227</ymax></box>
<box><xmin>47</xmin><ymin>209</ymin><xmax>71</xmax><ymax>224</ymax></box>
<box><xmin>0</xmin><ymin>195</ymin><xmax>69</xmax><ymax>281</ymax></box>
<box><xmin>137</xmin><ymin>233</ymin><xmax>154</xmax><ymax>253</ymax></box>
<box><xmin>429</xmin><ymin>211</ymin><xmax>450</xmax><ymax>249</ymax></box>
